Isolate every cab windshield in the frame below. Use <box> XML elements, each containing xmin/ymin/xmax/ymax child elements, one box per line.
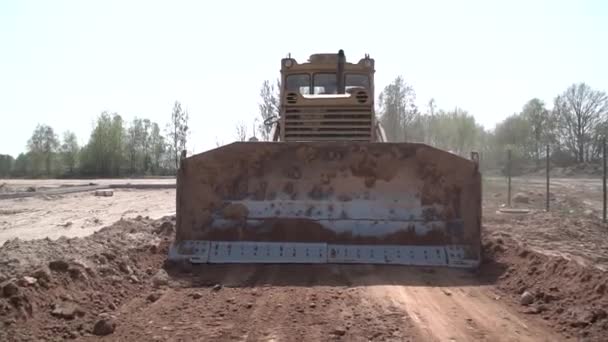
<box><xmin>285</xmin><ymin>74</ymin><xmax>310</xmax><ymax>94</ymax></box>
<box><xmin>285</xmin><ymin>73</ymin><xmax>370</xmax><ymax>95</ymax></box>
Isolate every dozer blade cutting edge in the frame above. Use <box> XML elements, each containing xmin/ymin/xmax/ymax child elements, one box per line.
<box><xmin>168</xmin><ymin>142</ymin><xmax>482</xmax><ymax>268</ymax></box>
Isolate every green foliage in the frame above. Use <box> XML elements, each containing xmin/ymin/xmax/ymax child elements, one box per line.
<box><xmin>7</xmin><ymin>98</ymin><xmax>186</xmax><ymax>178</ymax></box>
<box><xmin>148</xmin><ymin>122</ymin><xmax>167</xmax><ymax>174</ymax></box>
<box><xmin>374</xmin><ymin>79</ymin><xmax>606</xmax><ymax>171</ymax></box>
<box><xmin>80</xmin><ymin>112</ymin><xmax>125</xmax><ymax>177</ymax></box>
<box><xmin>493</xmin><ymin>113</ymin><xmax>533</xmax><ymax>158</ymax></box>
<box><xmin>521</xmin><ymin>98</ymin><xmax>550</xmax><ymax>164</ymax></box>
<box><xmin>126</xmin><ymin>118</ymin><xmax>146</xmax><ymax>174</ymax></box>
<box><xmin>124</xmin><ymin>118</ymin><xmax>169</xmax><ymax>175</ymax></box>
<box><xmin>12</xmin><ymin>153</ymin><xmax>31</xmax><ymax>177</ymax></box>
<box><xmin>425</xmin><ymin>108</ymin><xmax>482</xmax><ymax>155</ymax></box>
<box><xmin>5</xmin><ymin>79</ymin><xmax>608</xmax><ymax>180</ymax></box>
<box><xmin>60</xmin><ymin>131</ymin><xmax>79</xmax><ymax>175</ymax></box>
<box><xmin>0</xmin><ymin>154</ymin><xmax>14</xmax><ymax>177</ymax></box>
<box><xmin>27</xmin><ymin>124</ymin><xmax>59</xmax><ymax>177</ymax></box>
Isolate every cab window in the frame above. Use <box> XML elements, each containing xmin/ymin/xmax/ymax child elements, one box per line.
<box><xmin>285</xmin><ymin>74</ymin><xmax>310</xmax><ymax>94</ymax></box>
<box><xmin>345</xmin><ymin>74</ymin><xmax>370</xmax><ymax>92</ymax></box>
<box><xmin>313</xmin><ymin>73</ymin><xmax>337</xmax><ymax>95</ymax></box>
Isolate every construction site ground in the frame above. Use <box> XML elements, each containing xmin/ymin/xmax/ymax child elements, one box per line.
<box><xmin>1</xmin><ymin>177</ymin><xmax>607</xmax><ymax>341</ymax></box>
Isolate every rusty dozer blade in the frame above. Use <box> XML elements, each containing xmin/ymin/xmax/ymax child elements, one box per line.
<box><xmin>168</xmin><ymin>142</ymin><xmax>481</xmax><ymax>268</ymax></box>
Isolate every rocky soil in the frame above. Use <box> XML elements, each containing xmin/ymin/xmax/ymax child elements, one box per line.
<box><xmin>0</xmin><ymin>217</ymin><xmax>417</xmax><ymax>341</ymax></box>
<box><xmin>483</xmin><ymin>231</ymin><xmax>608</xmax><ymax>341</ymax></box>
<box><xmin>0</xmin><ymin>214</ymin><xmax>606</xmax><ymax>341</ymax></box>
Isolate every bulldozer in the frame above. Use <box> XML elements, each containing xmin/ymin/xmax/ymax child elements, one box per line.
<box><xmin>168</xmin><ymin>50</ymin><xmax>481</xmax><ymax>268</ymax></box>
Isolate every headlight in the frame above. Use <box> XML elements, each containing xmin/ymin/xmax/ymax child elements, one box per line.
<box><xmin>284</xmin><ymin>59</ymin><xmax>293</xmax><ymax>68</ymax></box>
<box><xmin>364</xmin><ymin>59</ymin><xmax>372</xmax><ymax>67</ymax></box>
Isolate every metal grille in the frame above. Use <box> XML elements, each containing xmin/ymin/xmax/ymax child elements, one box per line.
<box><xmin>284</xmin><ymin>108</ymin><xmax>373</xmax><ymax>141</ymax></box>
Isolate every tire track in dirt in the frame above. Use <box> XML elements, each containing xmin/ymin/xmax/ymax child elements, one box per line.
<box><xmin>355</xmin><ymin>268</ymin><xmax>564</xmax><ymax>342</ymax></box>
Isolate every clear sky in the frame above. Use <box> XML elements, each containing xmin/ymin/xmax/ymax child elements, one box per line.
<box><xmin>1</xmin><ymin>0</ymin><xmax>607</xmax><ymax>157</ymax></box>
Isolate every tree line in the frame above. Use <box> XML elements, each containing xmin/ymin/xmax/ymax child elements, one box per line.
<box><xmin>0</xmin><ymin>101</ymin><xmax>189</xmax><ymax>178</ymax></box>
<box><xmin>3</xmin><ymin>79</ymin><xmax>607</xmax><ymax>179</ymax></box>
<box><xmin>248</xmin><ymin>77</ymin><xmax>608</xmax><ymax>173</ymax></box>
<box><xmin>379</xmin><ymin>79</ymin><xmax>608</xmax><ymax>171</ymax></box>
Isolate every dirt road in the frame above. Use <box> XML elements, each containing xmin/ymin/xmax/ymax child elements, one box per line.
<box><xmin>0</xmin><ymin>188</ymin><xmax>175</xmax><ymax>244</ymax></box>
<box><xmin>366</xmin><ymin>272</ymin><xmax>559</xmax><ymax>342</ymax></box>
<box><xmin>484</xmin><ymin>176</ymin><xmax>604</xmax><ymax>213</ymax></box>
<box><xmin>106</xmin><ymin>264</ymin><xmax>563</xmax><ymax>342</ymax></box>
<box><xmin>0</xmin><ymin>178</ymin><xmax>175</xmax><ymax>193</ymax></box>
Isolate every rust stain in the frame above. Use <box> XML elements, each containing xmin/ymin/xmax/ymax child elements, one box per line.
<box><xmin>308</xmin><ymin>185</ymin><xmax>333</xmax><ymax>200</ymax></box>
<box><xmin>222</xmin><ymin>203</ymin><xmax>249</xmax><ymax>221</ymax></box>
<box><xmin>251</xmin><ymin>181</ymin><xmax>268</xmax><ymax>200</ymax></box>
<box><xmin>295</xmin><ymin>146</ymin><xmax>318</xmax><ymax>163</ymax></box>
<box><xmin>349</xmin><ymin>157</ymin><xmax>377</xmax><ymax>179</ymax></box>
<box><xmin>364</xmin><ymin>176</ymin><xmax>376</xmax><ymax>188</ymax></box>
<box><xmin>193</xmin><ymin>218</ymin><xmax>455</xmax><ymax>245</ymax></box>
<box><xmin>422</xmin><ymin>207</ymin><xmax>441</xmax><ymax>221</ymax></box>
<box><xmin>286</xmin><ymin>166</ymin><xmax>302</xmax><ymax>179</ymax></box>
<box><xmin>320</xmin><ymin>171</ymin><xmax>336</xmax><ymax>185</ymax></box>
<box><xmin>283</xmin><ymin>182</ymin><xmax>294</xmax><ymax>195</ymax></box>
<box><xmin>337</xmin><ymin>194</ymin><xmax>352</xmax><ymax>202</ymax></box>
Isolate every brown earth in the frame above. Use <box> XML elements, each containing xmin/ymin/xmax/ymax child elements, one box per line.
<box><xmin>483</xmin><ymin>232</ymin><xmax>608</xmax><ymax>341</ymax></box>
<box><xmin>0</xmin><ymin>217</ymin><xmax>421</xmax><ymax>342</ymax></box>
<box><xmin>1</xmin><ymin>214</ymin><xmax>603</xmax><ymax>341</ymax></box>
<box><xmin>484</xmin><ymin>176</ymin><xmax>608</xmax><ymax>270</ymax></box>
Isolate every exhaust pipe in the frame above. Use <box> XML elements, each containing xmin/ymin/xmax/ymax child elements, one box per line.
<box><xmin>337</xmin><ymin>49</ymin><xmax>345</xmax><ymax>94</ymax></box>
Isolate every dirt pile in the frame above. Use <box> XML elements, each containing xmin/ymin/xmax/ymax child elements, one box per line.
<box><xmin>553</xmin><ymin>164</ymin><xmax>603</xmax><ymax>177</ymax></box>
<box><xmin>0</xmin><ymin>216</ymin><xmax>174</xmax><ymax>341</ymax></box>
<box><xmin>524</xmin><ymin>163</ymin><xmax>603</xmax><ymax>177</ymax></box>
<box><xmin>484</xmin><ymin>212</ymin><xmax>608</xmax><ymax>270</ymax></box>
<box><xmin>483</xmin><ymin>232</ymin><xmax>608</xmax><ymax>341</ymax></box>
<box><xmin>0</xmin><ymin>216</ymin><xmax>418</xmax><ymax>341</ymax></box>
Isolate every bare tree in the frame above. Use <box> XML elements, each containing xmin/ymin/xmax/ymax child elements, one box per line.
<box><xmin>258</xmin><ymin>80</ymin><xmax>280</xmax><ymax>141</ymax></box>
<box><xmin>378</xmin><ymin>76</ymin><xmax>418</xmax><ymax>142</ymax></box>
<box><xmin>428</xmin><ymin>98</ymin><xmax>436</xmax><ymax>116</ymax></box>
<box><xmin>555</xmin><ymin>83</ymin><xmax>608</xmax><ymax>163</ymax></box>
<box><xmin>166</xmin><ymin>101</ymin><xmax>189</xmax><ymax>170</ymax></box>
<box><xmin>235</xmin><ymin>122</ymin><xmax>247</xmax><ymax>141</ymax></box>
